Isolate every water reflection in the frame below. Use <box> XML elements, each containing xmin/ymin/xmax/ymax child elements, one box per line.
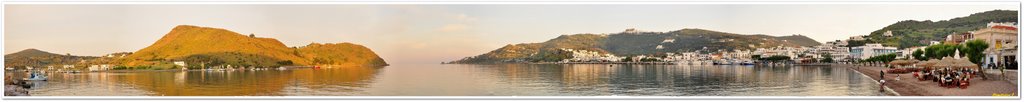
<box><xmin>462</xmin><ymin>64</ymin><xmax>886</xmax><ymax>96</ymax></box>
<box><xmin>6</xmin><ymin>67</ymin><xmax>382</xmax><ymax>96</ymax></box>
<box><xmin>6</xmin><ymin>64</ymin><xmax>885</xmax><ymax>96</ymax></box>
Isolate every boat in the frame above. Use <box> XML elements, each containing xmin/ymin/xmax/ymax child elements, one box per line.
<box><xmin>739</xmin><ymin>60</ymin><xmax>755</xmax><ymax>65</ymax></box>
<box><xmin>22</xmin><ymin>71</ymin><xmax>48</xmax><ymax>81</ymax></box>
<box><xmin>277</xmin><ymin>67</ymin><xmax>287</xmax><ymax>71</ymax></box>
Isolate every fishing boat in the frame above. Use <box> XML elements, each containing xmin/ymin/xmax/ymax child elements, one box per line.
<box><xmin>22</xmin><ymin>71</ymin><xmax>48</xmax><ymax>81</ymax></box>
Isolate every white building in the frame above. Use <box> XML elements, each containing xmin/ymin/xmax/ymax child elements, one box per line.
<box><xmin>898</xmin><ymin>46</ymin><xmax>927</xmax><ymax>59</ymax></box>
<box><xmin>662</xmin><ymin>38</ymin><xmax>675</xmax><ymax>43</ymax></box>
<box><xmin>560</xmin><ymin>48</ymin><xmax>621</xmax><ymax>62</ymax></box>
<box><xmin>883</xmin><ymin>30</ymin><xmax>894</xmax><ymax>37</ymax></box>
<box><xmin>88</xmin><ymin>64</ymin><xmax>111</xmax><ymax>71</ymax></box>
<box><xmin>850</xmin><ymin>44</ymin><xmax>898</xmax><ymax>60</ymax></box>
<box><xmin>174</xmin><ymin>61</ymin><xmax>187</xmax><ymax>67</ymax></box>
<box><xmin>969</xmin><ymin>22</ymin><xmax>1018</xmax><ymax>68</ymax></box>
<box><xmin>812</xmin><ymin>45</ymin><xmax>851</xmax><ymax>61</ymax></box>
<box><xmin>62</xmin><ymin>64</ymin><xmax>75</xmax><ymax>69</ymax></box>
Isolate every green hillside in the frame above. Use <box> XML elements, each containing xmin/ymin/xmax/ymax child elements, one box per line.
<box><xmin>449</xmin><ymin>28</ymin><xmax>819</xmax><ymax>64</ymax></box>
<box><xmin>858</xmin><ymin>10</ymin><xmax>1018</xmax><ymax>48</ymax></box>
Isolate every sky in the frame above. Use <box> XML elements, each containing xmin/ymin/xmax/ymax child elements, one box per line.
<box><xmin>3</xmin><ymin>4</ymin><xmax>1019</xmax><ymax>64</ymax></box>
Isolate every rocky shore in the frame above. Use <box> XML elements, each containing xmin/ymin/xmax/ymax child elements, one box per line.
<box><xmin>4</xmin><ymin>76</ymin><xmax>31</xmax><ymax>96</ymax></box>
<box><xmin>839</xmin><ymin>64</ymin><xmax>1018</xmax><ymax>96</ymax></box>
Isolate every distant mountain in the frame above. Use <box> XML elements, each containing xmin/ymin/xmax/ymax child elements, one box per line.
<box><xmin>775</xmin><ymin>35</ymin><xmax>822</xmax><ymax>47</ymax></box>
<box><xmin>123</xmin><ymin>25</ymin><xmax>387</xmax><ymax>68</ymax></box>
<box><xmin>449</xmin><ymin>28</ymin><xmax>819</xmax><ymax>64</ymax></box>
<box><xmin>857</xmin><ymin>10</ymin><xmax>1018</xmax><ymax>48</ymax></box>
<box><xmin>4</xmin><ymin>49</ymin><xmax>98</xmax><ymax>68</ymax></box>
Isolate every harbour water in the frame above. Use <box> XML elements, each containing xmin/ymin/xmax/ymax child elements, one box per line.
<box><xmin>4</xmin><ymin>64</ymin><xmax>890</xmax><ymax>96</ymax></box>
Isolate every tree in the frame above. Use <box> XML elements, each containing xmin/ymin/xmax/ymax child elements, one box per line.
<box><xmin>963</xmin><ymin>40</ymin><xmax>989</xmax><ymax>79</ymax></box>
<box><xmin>912</xmin><ymin>49</ymin><xmax>926</xmax><ymax>60</ymax></box>
<box><xmin>249</xmin><ymin>33</ymin><xmax>256</xmax><ymax>38</ymax></box>
<box><xmin>963</xmin><ymin>40</ymin><xmax>989</xmax><ymax>65</ymax></box>
<box><xmin>924</xmin><ymin>45</ymin><xmax>940</xmax><ymax>59</ymax></box>
<box><xmin>863</xmin><ymin>53</ymin><xmax>897</xmax><ymax>63</ymax></box>
<box><xmin>820</xmin><ymin>53</ymin><xmax>834</xmax><ymax>63</ymax></box>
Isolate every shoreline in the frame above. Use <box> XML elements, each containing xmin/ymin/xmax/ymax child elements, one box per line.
<box><xmin>838</xmin><ymin>64</ymin><xmax>1019</xmax><ymax>96</ymax></box>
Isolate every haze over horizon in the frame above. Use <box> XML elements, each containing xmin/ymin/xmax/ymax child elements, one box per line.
<box><xmin>4</xmin><ymin>4</ymin><xmax>1019</xmax><ymax>64</ymax></box>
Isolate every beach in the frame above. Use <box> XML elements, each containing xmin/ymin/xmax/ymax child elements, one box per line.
<box><xmin>839</xmin><ymin>64</ymin><xmax>1018</xmax><ymax>96</ymax></box>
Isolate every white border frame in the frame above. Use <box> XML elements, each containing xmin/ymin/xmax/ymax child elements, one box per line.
<box><xmin>0</xmin><ymin>0</ymin><xmax>1021</xmax><ymax>100</ymax></box>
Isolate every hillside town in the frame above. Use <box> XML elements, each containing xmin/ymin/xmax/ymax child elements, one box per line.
<box><xmin>555</xmin><ymin>22</ymin><xmax>1018</xmax><ymax>70</ymax></box>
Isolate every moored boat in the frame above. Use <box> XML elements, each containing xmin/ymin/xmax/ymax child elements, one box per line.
<box><xmin>22</xmin><ymin>71</ymin><xmax>47</xmax><ymax>81</ymax></box>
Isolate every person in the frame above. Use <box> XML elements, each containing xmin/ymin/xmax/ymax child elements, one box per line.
<box><xmin>895</xmin><ymin>74</ymin><xmax>901</xmax><ymax>81</ymax></box>
<box><xmin>879</xmin><ymin>79</ymin><xmax>886</xmax><ymax>92</ymax></box>
<box><xmin>880</xmin><ymin>70</ymin><xmax>885</xmax><ymax>79</ymax></box>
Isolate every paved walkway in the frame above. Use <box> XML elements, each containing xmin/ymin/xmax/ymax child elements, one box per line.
<box><xmin>840</xmin><ymin>64</ymin><xmax>1018</xmax><ymax>96</ymax></box>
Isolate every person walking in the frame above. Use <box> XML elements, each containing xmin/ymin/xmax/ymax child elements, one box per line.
<box><xmin>880</xmin><ymin>70</ymin><xmax>885</xmax><ymax>79</ymax></box>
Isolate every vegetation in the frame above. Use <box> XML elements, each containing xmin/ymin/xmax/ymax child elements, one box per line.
<box><xmin>912</xmin><ymin>49</ymin><xmax>926</xmax><ymax>60</ymax></box>
<box><xmin>857</xmin><ymin>10</ymin><xmax>1017</xmax><ymax>48</ymax></box>
<box><xmin>923</xmin><ymin>44</ymin><xmax>964</xmax><ymax>59</ymax></box>
<box><xmin>121</xmin><ymin>25</ymin><xmax>387</xmax><ymax>68</ymax></box>
<box><xmin>820</xmin><ymin>53</ymin><xmax>834</xmax><ymax>63</ymax></box>
<box><xmin>3</xmin><ymin>49</ymin><xmax>99</xmax><ymax>69</ymax></box>
<box><xmin>862</xmin><ymin>53</ymin><xmax>898</xmax><ymax>63</ymax></box>
<box><xmin>962</xmin><ymin>40</ymin><xmax>989</xmax><ymax>64</ymax></box>
<box><xmin>298</xmin><ymin>43</ymin><xmax>389</xmax><ymax>67</ymax></box>
<box><xmin>450</xmin><ymin>28</ymin><xmax>820</xmax><ymax>64</ymax></box>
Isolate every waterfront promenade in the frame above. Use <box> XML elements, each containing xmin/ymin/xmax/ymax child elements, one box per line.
<box><xmin>838</xmin><ymin>64</ymin><xmax>1018</xmax><ymax>96</ymax></box>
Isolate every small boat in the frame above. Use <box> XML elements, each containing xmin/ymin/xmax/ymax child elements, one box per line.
<box><xmin>22</xmin><ymin>71</ymin><xmax>48</xmax><ymax>81</ymax></box>
<box><xmin>277</xmin><ymin>67</ymin><xmax>287</xmax><ymax>71</ymax></box>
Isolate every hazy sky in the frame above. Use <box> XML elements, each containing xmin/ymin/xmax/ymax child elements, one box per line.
<box><xmin>3</xmin><ymin>4</ymin><xmax>1019</xmax><ymax>64</ymax></box>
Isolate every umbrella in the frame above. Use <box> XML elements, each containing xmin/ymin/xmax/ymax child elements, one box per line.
<box><xmin>952</xmin><ymin>58</ymin><xmax>978</xmax><ymax>69</ymax></box>
<box><xmin>931</xmin><ymin>57</ymin><xmax>979</xmax><ymax>69</ymax></box>
<box><xmin>889</xmin><ymin>59</ymin><xmax>920</xmax><ymax>66</ymax></box>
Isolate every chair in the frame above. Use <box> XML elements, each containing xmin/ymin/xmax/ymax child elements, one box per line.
<box><xmin>959</xmin><ymin>78</ymin><xmax>970</xmax><ymax>89</ymax></box>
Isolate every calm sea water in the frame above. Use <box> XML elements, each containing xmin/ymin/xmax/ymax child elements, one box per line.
<box><xmin>4</xmin><ymin>64</ymin><xmax>889</xmax><ymax>96</ymax></box>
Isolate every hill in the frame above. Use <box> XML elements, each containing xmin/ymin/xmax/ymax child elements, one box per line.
<box><xmin>449</xmin><ymin>28</ymin><xmax>820</xmax><ymax>64</ymax></box>
<box><xmin>4</xmin><ymin>49</ymin><xmax>98</xmax><ymax>68</ymax></box>
<box><xmin>122</xmin><ymin>25</ymin><xmax>387</xmax><ymax>68</ymax></box>
<box><xmin>857</xmin><ymin>10</ymin><xmax>1018</xmax><ymax>48</ymax></box>
<box><xmin>298</xmin><ymin>43</ymin><xmax>389</xmax><ymax>67</ymax></box>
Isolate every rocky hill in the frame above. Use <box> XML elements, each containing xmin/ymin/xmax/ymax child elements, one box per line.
<box><xmin>122</xmin><ymin>25</ymin><xmax>387</xmax><ymax>68</ymax></box>
<box><xmin>4</xmin><ymin>49</ymin><xmax>98</xmax><ymax>68</ymax></box>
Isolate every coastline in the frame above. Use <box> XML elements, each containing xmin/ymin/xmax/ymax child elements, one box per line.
<box><xmin>837</xmin><ymin>64</ymin><xmax>1019</xmax><ymax>96</ymax></box>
